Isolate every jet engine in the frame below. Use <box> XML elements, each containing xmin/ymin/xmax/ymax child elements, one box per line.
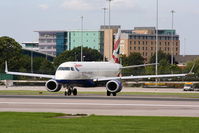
<box><xmin>45</xmin><ymin>79</ymin><xmax>62</xmax><ymax>92</ymax></box>
<box><xmin>106</xmin><ymin>80</ymin><xmax>122</xmax><ymax>93</ymax></box>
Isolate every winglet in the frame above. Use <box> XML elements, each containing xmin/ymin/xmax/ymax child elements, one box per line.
<box><xmin>189</xmin><ymin>64</ymin><xmax>195</xmax><ymax>74</ymax></box>
<box><xmin>5</xmin><ymin>61</ymin><xmax>8</xmax><ymax>73</ymax></box>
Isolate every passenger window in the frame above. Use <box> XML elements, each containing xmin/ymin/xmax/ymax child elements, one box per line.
<box><xmin>71</xmin><ymin>67</ymin><xmax>74</xmax><ymax>71</ymax></box>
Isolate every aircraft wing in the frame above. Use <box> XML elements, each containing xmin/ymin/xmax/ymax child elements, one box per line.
<box><xmin>121</xmin><ymin>63</ymin><xmax>157</xmax><ymax>69</ymax></box>
<box><xmin>6</xmin><ymin>71</ymin><xmax>54</xmax><ymax>79</ymax></box>
<box><xmin>94</xmin><ymin>73</ymin><xmax>188</xmax><ymax>82</ymax></box>
<box><xmin>5</xmin><ymin>61</ymin><xmax>54</xmax><ymax>79</ymax></box>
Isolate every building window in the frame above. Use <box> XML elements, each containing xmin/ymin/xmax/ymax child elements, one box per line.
<box><xmin>134</xmin><ymin>41</ymin><xmax>136</xmax><ymax>44</ymax></box>
<box><xmin>146</xmin><ymin>47</ymin><xmax>147</xmax><ymax>50</ymax></box>
<box><xmin>134</xmin><ymin>47</ymin><xmax>136</xmax><ymax>50</ymax></box>
<box><xmin>142</xmin><ymin>47</ymin><xmax>144</xmax><ymax>50</ymax></box>
<box><xmin>151</xmin><ymin>47</ymin><xmax>153</xmax><ymax>50</ymax></box>
<box><xmin>138</xmin><ymin>47</ymin><xmax>140</xmax><ymax>50</ymax></box>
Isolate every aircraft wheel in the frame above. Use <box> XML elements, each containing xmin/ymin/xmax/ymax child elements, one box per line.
<box><xmin>112</xmin><ymin>92</ymin><xmax>117</xmax><ymax>96</ymax></box>
<box><xmin>64</xmin><ymin>91</ymin><xmax>68</xmax><ymax>96</ymax></box>
<box><xmin>68</xmin><ymin>88</ymin><xmax>72</xmax><ymax>96</ymax></box>
<box><xmin>107</xmin><ymin>91</ymin><xmax>111</xmax><ymax>96</ymax></box>
<box><xmin>73</xmin><ymin>88</ymin><xmax>77</xmax><ymax>96</ymax></box>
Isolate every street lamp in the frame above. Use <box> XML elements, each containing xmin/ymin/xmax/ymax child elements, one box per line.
<box><xmin>102</xmin><ymin>7</ymin><xmax>108</xmax><ymax>61</ymax></box>
<box><xmin>107</xmin><ymin>0</ymin><xmax>113</xmax><ymax>60</ymax></box>
<box><xmin>155</xmin><ymin>0</ymin><xmax>159</xmax><ymax>77</ymax></box>
<box><xmin>81</xmin><ymin>16</ymin><xmax>83</xmax><ymax>62</ymax></box>
<box><xmin>171</xmin><ymin>10</ymin><xmax>175</xmax><ymax>65</ymax></box>
<box><xmin>102</xmin><ymin>7</ymin><xmax>108</xmax><ymax>26</ymax></box>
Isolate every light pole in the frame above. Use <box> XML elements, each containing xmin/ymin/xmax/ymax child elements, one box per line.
<box><xmin>81</xmin><ymin>16</ymin><xmax>83</xmax><ymax>62</ymax></box>
<box><xmin>102</xmin><ymin>7</ymin><xmax>108</xmax><ymax>61</ymax></box>
<box><xmin>171</xmin><ymin>10</ymin><xmax>175</xmax><ymax>65</ymax></box>
<box><xmin>107</xmin><ymin>0</ymin><xmax>113</xmax><ymax>60</ymax></box>
<box><xmin>102</xmin><ymin>7</ymin><xmax>108</xmax><ymax>26</ymax></box>
<box><xmin>31</xmin><ymin>49</ymin><xmax>33</xmax><ymax>73</ymax></box>
<box><xmin>155</xmin><ymin>0</ymin><xmax>159</xmax><ymax>77</ymax></box>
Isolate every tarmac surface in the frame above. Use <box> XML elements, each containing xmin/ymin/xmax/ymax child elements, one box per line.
<box><xmin>0</xmin><ymin>86</ymin><xmax>199</xmax><ymax>117</ymax></box>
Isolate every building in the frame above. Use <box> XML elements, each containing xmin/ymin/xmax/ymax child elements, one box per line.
<box><xmin>21</xmin><ymin>42</ymin><xmax>39</xmax><ymax>51</ymax></box>
<box><xmin>68</xmin><ymin>31</ymin><xmax>104</xmax><ymax>54</ymax></box>
<box><xmin>120</xmin><ymin>27</ymin><xmax>180</xmax><ymax>62</ymax></box>
<box><xmin>101</xmin><ymin>25</ymin><xmax>121</xmax><ymax>60</ymax></box>
<box><xmin>22</xmin><ymin>48</ymin><xmax>55</xmax><ymax>61</ymax></box>
<box><xmin>35</xmin><ymin>31</ymin><xmax>68</xmax><ymax>56</ymax></box>
<box><xmin>35</xmin><ymin>30</ymin><xmax>104</xmax><ymax>56</ymax></box>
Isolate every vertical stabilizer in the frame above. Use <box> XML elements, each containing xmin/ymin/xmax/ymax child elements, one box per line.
<box><xmin>5</xmin><ymin>61</ymin><xmax>8</xmax><ymax>73</ymax></box>
<box><xmin>112</xmin><ymin>29</ymin><xmax>121</xmax><ymax>63</ymax></box>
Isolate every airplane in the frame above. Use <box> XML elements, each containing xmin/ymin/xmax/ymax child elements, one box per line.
<box><xmin>5</xmin><ymin>30</ymin><xmax>191</xmax><ymax>96</ymax></box>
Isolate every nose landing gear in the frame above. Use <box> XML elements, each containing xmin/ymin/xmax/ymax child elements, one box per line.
<box><xmin>64</xmin><ymin>86</ymin><xmax>77</xmax><ymax>96</ymax></box>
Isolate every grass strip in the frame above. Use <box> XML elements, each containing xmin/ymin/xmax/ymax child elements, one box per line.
<box><xmin>1</xmin><ymin>90</ymin><xmax>199</xmax><ymax>98</ymax></box>
<box><xmin>0</xmin><ymin>112</ymin><xmax>199</xmax><ymax>133</ymax></box>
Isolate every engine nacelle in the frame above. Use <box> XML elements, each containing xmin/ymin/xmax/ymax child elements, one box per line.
<box><xmin>106</xmin><ymin>80</ymin><xmax>123</xmax><ymax>93</ymax></box>
<box><xmin>45</xmin><ymin>79</ymin><xmax>62</xmax><ymax>92</ymax></box>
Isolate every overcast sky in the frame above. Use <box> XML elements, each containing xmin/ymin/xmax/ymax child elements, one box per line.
<box><xmin>0</xmin><ymin>0</ymin><xmax>198</xmax><ymax>55</ymax></box>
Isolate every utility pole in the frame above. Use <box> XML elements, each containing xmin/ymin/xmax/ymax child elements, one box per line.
<box><xmin>155</xmin><ymin>0</ymin><xmax>159</xmax><ymax>78</ymax></box>
<box><xmin>107</xmin><ymin>0</ymin><xmax>113</xmax><ymax>60</ymax></box>
<box><xmin>81</xmin><ymin>16</ymin><xmax>83</xmax><ymax>62</ymax></box>
<box><xmin>102</xmin><ymin>7</ymin><xmax>108</xmax><ymax>61</ymax></box>
<box><xmin>171</xmin><ymin>10</ymin><xmax>175</xmax><ymax>65</ymax></box>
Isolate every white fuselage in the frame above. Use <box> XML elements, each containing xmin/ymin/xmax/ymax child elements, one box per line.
<box><xmin>55</xmin><ymin>62</ymin><xmax>122</xmax><ymax>80</ymax></box>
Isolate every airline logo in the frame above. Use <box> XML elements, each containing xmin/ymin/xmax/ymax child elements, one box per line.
<box><xmin>75</xmin><ymin>64</ymin><xmax>82</xmax><ymax>67</ymax></box>
<box><xmin>112</xmin><ymin>30</ymin><xmax>121</xmax><ymax>64</ymax></box>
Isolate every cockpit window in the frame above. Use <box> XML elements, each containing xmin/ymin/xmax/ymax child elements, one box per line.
<box><xmin>58</xmin><ymin>67</ymin><xmax>71</xmax><ymax>71</ymax></box>
<box><xmin>58</xmin><ymin>67</ymin><xmax>76</xmax><ymax>71</ymax></box>
<box><xmin>71</xmin><ymin>67</ymin><xmax>75</xmax><ymax>71</ymax></box>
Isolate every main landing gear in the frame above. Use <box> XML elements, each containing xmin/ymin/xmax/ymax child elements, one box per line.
<box><xmin>107</xmin><ymin>91</ymin><xmax>117</xmax><ymax>96</ymax></box>
<box><xmin>64</xmin><ymin>86</ymin><xmax>77</xmax><ymax>96</ymax></box>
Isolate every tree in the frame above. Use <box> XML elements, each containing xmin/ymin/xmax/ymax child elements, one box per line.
<box><xmin>0</xmin><ymin>36</ymin><xmax>22</xmax><ymax>72</ymax></box>
<box><xmin>148</xmin><ymin>50</ymin><xmax>181</xmax><ymax>74</ymax></box>
<box><xmin>121</xmin><ymin>53</ymin><xmax>145</xmax><ymax>76</ymax></box>
<box><xmin>54</xmin><ymin>47</ymin><xmax>103</xmax><ymax>67</ymax></box>
<box><xmin>149</xmin><ymin>50</ymin><xmax>176</xmax><ymax>64</ymax></box>
<box><xmin>185</xmin><ymin>57</ymin><xmax>199</xmax><ymax>77</ymax></box>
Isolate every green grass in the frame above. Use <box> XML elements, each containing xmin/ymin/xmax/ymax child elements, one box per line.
<box><xmin>0</xmin><ymin>112</ymin><xmax>199</xmax><ymax>133</ymax></box>
<box><xmin>1</xmin><ymin>90</ymin><xmax>199</xmax><ymax>98</ymax></box>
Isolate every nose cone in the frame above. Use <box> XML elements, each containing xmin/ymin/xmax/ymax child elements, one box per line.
<box><xmin>55</xmin><ymin>71</ymin><xmax>71</xmax><ymax>80</ymax></box>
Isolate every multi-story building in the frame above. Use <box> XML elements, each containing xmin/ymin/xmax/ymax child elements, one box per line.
<box><xmin>21</xmin><ymin>42</ymin><xmax>39</xmax><ymax>51</ymax></box>
<box><xmin>120</xmin><ymin>27</ymin><xmax>180</xmax><ymax>62</ymax></box>
<box><xmin>68</xmin><ymin>31</ymin><xmax>104</xmax><ymax>54</ymax></box>
<box><xmin>101</xmin><ymin>25</ymin><xmax>121</xmax><ymax>60</ymax></box>
<box><xmin>35</xmin><ymin>31</ymin><xmax>58</xmax><ymax>56</ymax></box>
<box><xmin>36</xmin><ymin>30</ymin><xmax>104</xmax><ymax>56</ymax></box>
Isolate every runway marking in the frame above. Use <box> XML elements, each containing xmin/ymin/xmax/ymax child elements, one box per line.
<box><xmin>0</xmin><ymin>102</ymin><xmax>199</xmax><ymax>108</ymax></box>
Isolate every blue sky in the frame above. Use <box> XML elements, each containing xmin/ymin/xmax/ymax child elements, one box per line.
<box><xmin>0</xmin><ymin>0</ymin><xmax>199</xmax><ymax>55</ymax></box>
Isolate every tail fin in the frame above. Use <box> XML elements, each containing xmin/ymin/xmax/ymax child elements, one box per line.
<box><xmin>5</xmin><ymin>61</ymin><xmax>8</xmax><ymax>73</ymax></box>
<box><xmin>112</xmin><ymin>29</ymin><xmax>121</xmax><ymax>64</ymax></box>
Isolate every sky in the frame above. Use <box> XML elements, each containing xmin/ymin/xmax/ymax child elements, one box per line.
<box><xmin>0</xmin><ymin>0</ymin><xmax>199</xmax><ymax>55</ymax></box>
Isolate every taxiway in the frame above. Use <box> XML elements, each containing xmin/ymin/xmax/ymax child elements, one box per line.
<box><xmin>0</xmin><ymin>95</ymin><xmax>199</xmax><ymax>117</ymax></box>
